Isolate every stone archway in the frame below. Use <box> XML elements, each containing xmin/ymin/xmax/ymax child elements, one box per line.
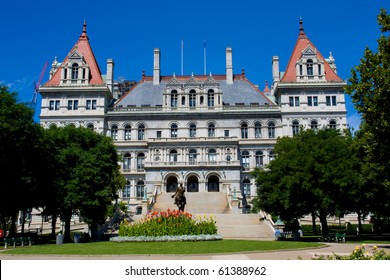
<box><xmin>207</xmin><ymin>175</ymin><xmax>220</xmax><ymax>192</ymax></box>
<box><xmin>166</xmin><ymin>176</ymin><xmax>178</xmax><ymax>192</ymax></box>
<box><xmin>187</xmin><ymin>175</ymin><xmax>199</xmax><ymax>192</ymax></box>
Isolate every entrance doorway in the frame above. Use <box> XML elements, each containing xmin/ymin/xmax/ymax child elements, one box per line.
<box><xmin>207</xmin><ymin>175</ymin><xmax>220</xmax><ymax>192</ymax></box>
<box><xmin>166</xmin><ymin>176</ymin><xmax>178</xmax><ymax>192</ymax></box>
<box><xmin>187</xmin><ymin>175</ymin><xmax>199</xmax><ymax>192</ymax></box>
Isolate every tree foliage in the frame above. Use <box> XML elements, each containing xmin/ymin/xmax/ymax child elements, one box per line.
<box><xmin>252</xmin><ymin>129</ymin><xmax>358</xmax><ymax>234</ymax></box>
<box><xmin>345</xmin><ymin>8</ymin><xmax>390</xmax><ymax>219</ymax></box>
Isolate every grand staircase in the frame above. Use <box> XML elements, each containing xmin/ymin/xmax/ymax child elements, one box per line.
<box><xmin>152</xmin><ymin>192</ymin><xmax>274</xmax><ymax>240</ymax></box>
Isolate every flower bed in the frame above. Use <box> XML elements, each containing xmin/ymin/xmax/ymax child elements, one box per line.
<box><xmin>110</xmin><ymin>234</ymin><xmax>222</xmax><ymax>242</ymax></box>
<box><xmin>116</xmin><ymin>209</ymin><xmax>218</xmax><ymax>239</ymax></box>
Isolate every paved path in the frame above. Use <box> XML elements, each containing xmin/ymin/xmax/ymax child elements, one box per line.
<box><xmin>1</xmin><ymin>243</ymin><xmax>389</xmax><ymax>260</ymax></box>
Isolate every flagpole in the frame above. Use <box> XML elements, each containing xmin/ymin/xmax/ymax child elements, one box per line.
<box><xmin>203</xmin><ymin>40</ymin><xmax>207</xmax><ymax>75</ymax></box>
<box><xmin>181</xmin><ymin>40</ymin><xmax>184</xmax><ymax>76</ymax></box>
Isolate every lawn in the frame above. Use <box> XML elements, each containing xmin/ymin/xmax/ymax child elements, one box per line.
<box><xmin>0</xmin><ymin>240</ymin><xmax>324</xmax><ymax>255</ymax></box>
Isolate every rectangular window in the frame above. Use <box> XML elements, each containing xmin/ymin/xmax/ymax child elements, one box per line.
<box><xmin>92</xmin><ymin>100</ymin><xmax>97</xmax><ymax>110</ymax></box>
<box><xmin>326</xmin><ymin>96</ymin><xmax>331</xmax><ymax>106</ymax></box>
<box><xmin>68</xmin><ymin>100</ymin><xmax>73</xmax><ymax>110</ymax></box>
<box><xmin>332</xmin><ymin>96</ymin><xmax>337</xmax><ymax>106</ymax></box>
<box><xmin>289</xmin><ymin>97</ymin><xmax>294</xmax><ymax>107</ymax></box>
<box><xmin>55</xmin><ymin>100</ymin><xmax>60</xmax><ymax>110</ymax></box>
<box><xmin>49</xmin><ymin>101</ymin><xmax>54</xmax><ymax>111</ymax></box>
<box><xmin>73</xmin><ymin>100</ymin><xmax>78</xmax><ymax>110</ymax></box>
<box><xmin>295</xmin><ymin>96</ymin><xmax>300</xmax><ymax>106</ymax></box>
<box><xmin>308</xmin><ymin>96</ymin><xmax>318</xmax><ymax>107</ymax></box>
<box><xmin>224</xmin><ymin>130</ymin><xmax>229</xmax><ymax>137</ymax></box>
<box><xmin>86</xmin><ymin>100</ymin><xmax>91</xmax><ymax>110</ymax></box>
<box><xmin>313</xmin><ymin>96</ymin><xmax>318</xmax><ymax>106</ymax></box>
<box><xmin>156</xmin><ymin>131</ymin><xmax>162</xmax><ymax>138</ymax></box>
<box><xmin>289</xmin><ymin>96</ymin><xmax>300</xmax><ymax>107</ymax></box>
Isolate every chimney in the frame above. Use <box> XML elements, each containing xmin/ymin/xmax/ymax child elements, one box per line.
<box><xmin>106</xmin><ymin>58</ymin><xmax>114</xmax><ymax>94</ymax></box>
<box><xmin>153</xmin><ymin>48</ymin><xmax>161</xmax><ymax>85</ymax></box>
<box><xmin>272</xmin><ymin>56</ymin><xmax>280</xmax><ymax>82</ymax></box>
<box><xmin>226</xmin><ymin>47</ymin><xmax>233</xmax><ymax>85</ymax></box>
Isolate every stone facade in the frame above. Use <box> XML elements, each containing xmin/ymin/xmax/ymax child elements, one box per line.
<box><xmin>39</xmin><ymin>20</ymin><xmax>347</xmax><ymax>214</ymax></box>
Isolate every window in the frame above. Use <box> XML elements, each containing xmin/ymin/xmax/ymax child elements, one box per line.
<box><xmin>124</xmin><ymin>125</ymin><xmax>131</xmax><ymax>140</ymax></box>
<box><xmin>181</xmin><ymin>96</ymin><xmax>185</xmax><ymax>106</ymax></box>
<box><xmin>243</xmin><ymin>179</ymin><xmax>251</xmax><ymax>195</ymax></box>
<box><xmin>71</xmin><ymin>63</ymin><xmax>78</xmax><ymax>80</ymax></box>
<box><xmin>255</xmin><ymin>123</ymin><xmax>262</xmax><ymax>138</ymax></box>
<box><xmin>68</xmin><ymin>100</ymin><xmax>73</xmax><ymax>110</ymax></box>
<box><xmin>87</xmin><ymin>124</ymin><xmax>94</xmax><ymax>131</ymax></box>
<box><xmin>137</xmin><ymin>153</ymin><xmax>145</xmax><ymax>171</ymax></box>
<box><xmin>208</xmin><ymin>89</ymin><xmax>215</xmax><ymax>107</ymax></box>
<box><xmin>269</xmin><ymin>150</ymin><xmax>275</xmax><ymax>161</ymax></box>
<box><xmin>308</xmin><ymin>96</ymin><xmax>318</xmax><ymax>107</ymax></box>
<box><xmin>92</xmin><ymin>100</ymin><xmax>97</xmax><ymax>110</ymax></box>
<box><xmin>241</xmin><ymin>123</ymin><xmax>248</xmax><ymax>139</ymax></box>
<box><xmin>136</xmin><ymin>181</ymin><xmax>145</xmax><ymax>198</ymax></box>
<box><xmin>289</xmin><ymin>96</ymin><xmax>300</xmax><ymax>107</ymax></box>
<box><xmin>138</xmin><ymin>124</ymin><xmax>145</xmax><ymax>140</ymax></box>
<box><xmin>188</xmin><ymin>149</ymin><xmax>197</xmax><ymax>164</ymax></box>
<box><xmin>208</xmin><ymin>148</ymin><xmax>217</xmax><ymax>163</ymax></box>
<box><xmin>189</xmin><ymin>124</ymin><xmax>196</xmax><ymax>138</ymax></box>
<box><xmin>268</xmin><ymin>122</ymin><xmax>275</xmax><ymax>138</ymax></box>
<box><xmin>86</xmin><ymin>99</ymin><xmax>97</xmax><ymax>110</ymax></box>
<box><xmin>329</xmin><ymin>120</ymin><xmax>337</xmax><ymax>129</ymax></box>
<box><xmin>170</xmin><ymin>124</ymin><xmax>178</xmax><ymax>138</ymax></box>
<box><xmin>318</xmin><ymin>64</ymin><xmax>322</xmax><ymax>75</ymax></box>
<box><xmin>241</xmin><ymin>151</ymin><xmax>250</xmax><ymax>170</ymax></box>
<box><xmin>189</xmin><ymin>90</ymin><xmax>196</xmax><ymax>108</ymax></box>
<box><xmin>208</xmin><ymin>123</ymin><xmax>215</xmax><ymax>137</ymax></box>
<box><xmin>86</xmin><ymin>100</ymin><xmax>91</xmax><ymax>110</ymax></box>
<box><xmin>255</xmin><ymin>151</ymin><xmax>264</xmax><ymax>167</ymax></box>
<box><xmin>169</xmin><ymin>150</ymin><xmax>178</xmax><ymax>162</ymax></box>
<box><xmin>224</xmin><ymin>130</ymin><xmax>230</xmax><ymax>137</ymax></box>
<box><xmin>50</xmin><ymin>100</ymin><xmax>60</xmax><ymax>111</ymax></box>
<box><xmin>123</xmin><ymin>181</ymin><xmax>131</xmax><ymax>198</ymax></box>
<box><xmin>292</xmin><ymin>120</ymin><xmax>300</xmax><ymax>136</ymax></box>
<box><xmin>123</xmin><ymin>153</ymin><xmax>131</xmax><ymax>171</ymax></box>
<box><xmin>310</xmin><ymin>120</ymin><xmax>318</xmax><ymax>130</ymax></box>
<box><xmin>171</xmin><ymin>90</ymin><xmax>178</xmax><ymax>108</ymax></box>
<box><xmin>156</xmin><ymin>131</ymin><xmax>162</xmax><ymax>138</ymax></box>
<box><xmin>307</xmin><ymin>59</ymin><xmax>313</xmax><ymax>77</ymax></box>
<box><xmin>111</xmin><ymin>125</ymin><xmax>118</xmax><ymax>140</ymax></box>
<box><xmin>326</xmin><ymin>96</ymin><xmax>337</xmax><ymax>106</ymax></box>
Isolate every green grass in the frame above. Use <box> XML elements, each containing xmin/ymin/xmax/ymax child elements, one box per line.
<box><xmin>0</xmin><ymin>240</ymin><xmax>324</xmax><ymax>255</ymax></box>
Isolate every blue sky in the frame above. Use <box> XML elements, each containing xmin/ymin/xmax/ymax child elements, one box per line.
<box><xmin>1</xmin><ymin>0</ymin><xmax>389</xmax><ymax>130</ymax></box>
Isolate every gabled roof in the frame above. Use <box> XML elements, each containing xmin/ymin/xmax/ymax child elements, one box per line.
<box><xmin>280</xmin><ymin>19</ymin><xmax>342</xmax><ymax>83</ymax></box>
<box><xmin>44</xmin><ymin>21</ymin><xmax>104</xmax><ymax>86</ymax></box>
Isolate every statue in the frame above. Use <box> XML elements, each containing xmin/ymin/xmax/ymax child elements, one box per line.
<box><xmin>171</xmin><ymin>183</ymin><xmax>186</xmax><ymax>211</ymax></box>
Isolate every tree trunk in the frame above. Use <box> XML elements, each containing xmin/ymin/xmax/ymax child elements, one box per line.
<box><xmin>63</xmin><ymin>209</ymin><xmax>72</xmax><ymax>243</ymax></box>
<box><xmin>319</xmin><ymin>212</ymin><xmax>329</xmax><ymax>235</ymax></box>
<box><xmin>357</xmin><ymin>211</ymin><xmax>363</xmax><ymax>234</ymax></box>
<box><xmin>51</xmin><ymin>214</ymin><xmax>57</xmax><ymax>238</ymax></box>
<box><xmin>311</xmin><ymin>212</ymin><xmax>317</xmax><ymax>235</ymax></box>
<box><xmin>10</xmin><ymin>214</ymin><xmax>17</xmax><ymax>235</ymax></box>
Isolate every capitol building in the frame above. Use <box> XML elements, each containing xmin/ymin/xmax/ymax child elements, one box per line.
<box><xmin>39</xmin><ymin>20</ymin><xmax>347</xmax><ymax>215</ymax></box>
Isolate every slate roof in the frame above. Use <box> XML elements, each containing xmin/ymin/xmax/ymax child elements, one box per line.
<box><xmin>115</xmin><ymin>75</ymin><xmax>275</xmax><ymax>107</ymax></box>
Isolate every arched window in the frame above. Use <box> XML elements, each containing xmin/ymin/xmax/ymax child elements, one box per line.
<box><xmin>123</xmin><ymin>153</ymin><xmax>131</xmax><ymax>171</ymax></box>
<box><xmin>242</xmin><ymin>178</ymin><xmax>251</xmax><ymax>195</ymax></box>
<box><xmin>208</xmin><ymin>89</ymin><xmax>215</xmax><ymax>107</ymax></box>
<box><xmin>87</xmin><ymin>124</ymin><xmax>94</xmax><ymax>131</ymax></box>
<box><xmin>311</xmin><ymin>120</ymin><xmax>318</xmax><ymax>130</ymax></box>
<box><xmin>241</xmin><ymin>123</ymin><xmax>248</xmax><ymax>139</ymax></box>
<box><xmin>329</xmin><ymin>119</ymin><xmax>337</xmax><ymax>129</ymax></box>
<box><xmin>136</xmin><ymin>181</ymin><xmax>145</xmax><ymax>198</ymax></box>
<box><xmin>170</xmin><ymin>123</ymin><xmax>178</xmax><ymax>138</ymax></box>
<box><xmin>241</xmin><ymin>150</ymin><xmax>250</xmax><ymax>170</ymax></box>
<box><xmin>292</xmin><ymin>120</ymin><xmax>300</xmax><ymax>136</ymax></box>
<box><xmin>171</xmin><ymin>90</ymin><xmax>178</xmax><ymax>108</ymax></box>
<box><xmin>189</xmin><ymin>89</ymin><xmax>196</xmax><ymax>108</ymax></box>
<box><xmin>189</xmin><ymin>124</ymin><xmax>196</xmax><ymax>138</ymax></box>
<box><xmin>169</xmin><ymin>150</ymin><xmax>178</xmax><ymax>162</ymax></box>
<box><xmin>137</xmin><ymin>153</ymin><xmax>145</xmax><ymax>171</ymax></box>
<box><xmin>111</xmin><ymin>125</ymin><xmax>118</xmax><ymax>140</ymax></box>
<box><xmin>188</xmin><ymin>149</ymin><xmax>197</xmax><ymax>164</ymax></box>
<box><xmin>255</xmin><ymin>150</ymin><xmax>264</xmax><ymax>167</ymax></box>
<box><xmin>208</xmin><ymin>148</ymin><xmax>217</xmax><ymax>163</ymax></box>
<box><xmin>138</xmin><ymin>124</ymin><xmax>145</xmax><ymax>140</ymax></box>
<box><xmin>208</xmin><ymin>123</ymin><xmax>215</xmax><ymax>137</ymax></box>
<box><xmin>268</xmin><ymin>122</ymin><xmax>275</xmax><ymax>138</ymax></box>
<box><xmin>255</xmin><ymin>122</ymin><xmax>262</xmax><ymax>138</ymax></box>
<box><xmin>123</xmin><ymin>180</ymin><xmax>131</xmax><ymax>198</ymax></box>
<box><xmin>307</xmin><ymin>59</ymin><xmax>313</xmax><ymax>76</ymax></box>
<box><xmin>125</xmin><ymin>125</ymin><xmax>131</xmax><ymax>140</ymax></box>
<box><xmin>71</xmin><ymin>63</ymin><xmax>79</xmax><ymax>80</ymax></box>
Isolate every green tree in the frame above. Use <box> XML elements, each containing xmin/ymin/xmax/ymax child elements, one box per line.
<box><xmin>43</xmin><ymin>126</ymin><xmax>125</xmax><ymax>242</ymax></box>
<box><xmin>252</xmin><ymin>129</ymin><xmax>358</xmax><ymax>234</ymax></box>
<box><xmin>0</xmin><ymin>85</ymin><xmax>45</xmax><ymax>234</ymax></box>
<box><xmin>345</xmin><ymin>8</ymin><xmax>390</xmax><ymax>221</ymax></box>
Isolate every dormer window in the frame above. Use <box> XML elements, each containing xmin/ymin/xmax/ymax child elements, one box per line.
<box><xmin>296</xmin><ymin>46</ymin><xmax>325</xmax><ymax>82</ymax></box>
<box><xmin>60</xmin><ymin>50</ymin><xmax>90</xmax><ymax>85</ymax></box>
<box><xmin>71</xmin><ymin>63</ymin><xmax>79</xmax><ymax>80</ymax></box>
<box><xmin>306</xmin><ymin>59</ymin><xmax>313</xmax><ymax>77</ymax></box>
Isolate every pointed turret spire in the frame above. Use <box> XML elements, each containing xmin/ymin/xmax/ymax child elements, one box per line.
<box><xmin>298</xmin><ymin>17</ymin><xmax>307</xmax><ymax>39</ymax></box>
<box><xmin>80</xmin><ymin>20</ymin><xmax>88</xmax><ymax>39</ymax></box>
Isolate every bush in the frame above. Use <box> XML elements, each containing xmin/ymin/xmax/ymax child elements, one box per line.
<box><xmin>119</xmin><ymin>209</ymin><xmax>218</xmax><ymax>237</ymax></box>
<box><xmin>312</xmin><ymin>244</ymin><xmax>390</xmax><ymax>260</ymax></box>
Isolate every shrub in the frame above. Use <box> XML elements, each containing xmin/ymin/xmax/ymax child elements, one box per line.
<box><xmin>312</xmin><ymin>244</ymin><xmax>390</xmax><ymax>260</ymax></box>
<box><xmin>118</xmin><ymin>209</ymin><xmax>218</xmax><ymax>237</ymax></box>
